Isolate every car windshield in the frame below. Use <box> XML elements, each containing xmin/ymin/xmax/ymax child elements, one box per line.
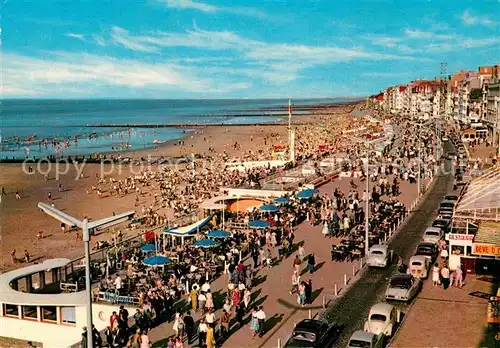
<box><xmin>433</xmin><ymin>221</ymin><xmax>445</xmax><ymax>227</ymax></box>
<box><xmin>370</xmin><ymin>313</ymin><xmax>387</xmax><ymax>322</ymax></box>
<box><xmin>426</xmin><ymin>231</ymin><xmax>439</xmax><ymax>236</ymax></box>
<box><xmin>348</xmin><ymin>339</ymin><xmax>372</xmax><ymax>348</ymax></box>
<box><xmin>291</xmin><ymin>331</ymin><xmax>317</xmax><ymax>343</ymax></box>
<box><xmin>371</xmin><ymin>250</ymin><xmax>384</xmax><ymax>255</ymax></box>
<box><xmin>390</xmin><ymin>279</ymin><xmax>410</xmax><ymax>288</ymax></box>
<box><xmin>417</xmin><ymin>246</ymin><xmax>433</xmax><ymax>255</ymax></box>
<box><xmin>411</xmin><ymin>261</ymin><xmax>423</xmax><ymax>267</ymax></box>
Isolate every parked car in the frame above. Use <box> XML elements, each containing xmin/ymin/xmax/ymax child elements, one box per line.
<box><xmin>444</xmin><ymin>194</ymin><xmax>458</xmax><ymax>201</ymax></box>
<box><xmin>439</xmin><ymin>200</ymin><xmax>455</xmax><ymax>210</ymax></box>
<box><xmin>347</xmin><ymin>331</ymin><xmax>384</xmax><ymax>348</ymax></box>
<box><xmin>414</xmin><ymin>242</ymin><xmax>438</xmax><ymax>262</ymax></box>
<box><xmin>385</xmin><ymin>274</ymin><xmax>421</xmax><ymax>302</ymax></box>
<box><xmin>407</xmin><ymin>255</ymin><xmax>429</xmax><ymax>279</ymax></box>
<box><xmin>366</xmin><ymin>244</ymin><xmax>393</xmax><ymax>268</ymax></box>
<box><xmin>284</xmin><ymin>319</ymin><xmax>340</xmax><ymax>348</ymax></box>
<box><xmin>422</xmin><ymin>227</ymin><xmax>443</xmax><ymax>244</ymax></box>
<box><xmin>364</xmin><ymin>303</ymin><xmax>399</xmax><ymax>337</ymax></box>
<box><xmin>432</xmin><ymin>219</ymin><xmax>450</xmax><ymax>232</ymax></box>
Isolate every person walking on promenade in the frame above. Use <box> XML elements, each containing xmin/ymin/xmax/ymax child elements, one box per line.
<box><xmin>198</xmin><ymin>319</ymin><xmax>207</xmax><ymax>347</ymax></box>
<box><xmin>183</xmin><ymin>311</ymin><xmax>195</xmax><ymax>344</ymax></box>
<box><xmin>293</xmin><ymin>255</ymin><xmax>302</xmax><ymax>273</ymax></box>
<box><xmin>206</xmin><ymin>325</ymin><xmax>216</xmax><ymax>348</ymax></box>
<box><xmin>432</xmin><ymin>263</ymin><xmax>440</xmax><ymax>287</ymax></box>
<box><xmin>219</xmin><ymin>309</ymin><xmax>230</xmax><ymax>340</ymax></box>
<box><xmin>256</xmin><ymin>306</ymin><xmax>266</xmax><ymax>338</ymax></box>
<box><xmin>298</xmin><ymin>282</ymin><xmax>306</xmax><ymax>306</ymax></box>
<box><xmin>250</xmin><ymin>308</ymin><xmax>260</xmax><ymax>337</ymax></box>
<box><xmin>290</xmin><ymin>271</ymin><xmax>300</xmax><ymax>295</ymax></box>
<box><xmin>441</xmin><ymin>264</ymin><xmax>450</xmax><ymax>290</ymax></box>
<box><xmin>307</xmin><ymin>253</ymin><xmax>316</xmax><ymax>274</ymax></box>
<box><xmin>11</xmin><ymin>249</ymin><xmax>16</xmax><ymax>264</ymax></box>
<box><xmin>305</xmin><ymin>279</ymin><xmax>312</xmax><ymax>304</ymax></box>
<box><xmin>298</xmin><ymin>244</ymin><xmax>305</xmax><ymax>261</ymax></box>
<box><xmin>454</xmin><ymin>264</ymin><xmax>464</xmax><ymax>288</ymax></box>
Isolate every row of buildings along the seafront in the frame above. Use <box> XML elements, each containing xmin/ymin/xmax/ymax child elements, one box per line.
<box><xmin>367</xmin><ymin>64</ymin><xmax>500</xmax><ymax>146</ymax></box>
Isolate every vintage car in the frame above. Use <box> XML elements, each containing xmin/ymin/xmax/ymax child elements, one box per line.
<box><xmin>407</xmin><ymin>255</ymin><xmax>429</xmax><ymax>279</ymax></box>
<box><xmin>284</xmin><ymin>319</ymin><xmax>340</xmax><ymax>348</ymax></box>
<box><xmin>432</xmin><ymin>219</ymin><xmax>450</xmax><ymax>232</ymax></box>
<box><xmin>439</xmin><ymin>200</ymin><xmax>456</xmax><ymax>210</ymax></box>
<box><xmin>364</xmin><ymin>303</ymin><xmax>399</xmax><ymax>337</ymax></box>
<box><xmin>385</xmin><ymin>274</ymin><xmax>421</xmax><ymax>302</ymax></box>
<box><xmin>444</xmin><ymin>194</ymin><xmax>458</xmax><ymax>201</ymax></box>
<box><xmin>414</xmin><ymin>242</ymin><xmax>438</xmax><ymax>262</ymax></box>
<box><xmin>366</xmin><ymin>244</ymin><xmax>393</xmax><ymax>268</ymax></box>
<box><xmin>422</xmin><ymin>227</ymin><xmax>443</xmax><ymax>244</ymax></box>
<box><xmin>347</xmin><ymin>330</ymin><xmax>384</xmax><ymax>348</ymax></box>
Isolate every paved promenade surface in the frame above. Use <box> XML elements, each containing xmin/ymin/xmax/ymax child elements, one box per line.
<box><xmin>390</xmin><ymin>276</ymin><xmax>491</xmax><ymax>348</ymax></box>
<box><xmin>148</xmin><ymin>174</ymin><xmax>421</xmax><ymax>348</ymax></box>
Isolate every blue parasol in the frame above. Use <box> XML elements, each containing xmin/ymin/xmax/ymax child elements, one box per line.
<box><xmin>248</xmin><ymin>220</ymin><xmax>271</xmax><ymax>229</ymax></box>
<box><xmin>143</xmin><ymin>255</ymin><xmax>172</xmax><ymax>267</ymax></box>
<box><xmin>140</xmin><ymin>244</ymin><xmax>157</xmax><ymax>253</ymax></box>
<box><xmin>297</xmin><ymin>188</ymin><xmax>318</xmax><ymax>199</ymax></box>
<box><xmin>207</xmin><ymin>230</ymin><xmax>231</xmax><ymax>239</ymax></box>
<box><xmin>260</xmin><ymin>204</ymin><xmax>279</xmax><ymax>213</ymax></box>
<box><xmin>194</xmin><ymin>239</ymin><xmax>219</xmax><ymax>248</ymax></box>
<box><xmin>274</xmin><ymin>197</ymin><xmax>289</xmax><ymax>204</ymax></box>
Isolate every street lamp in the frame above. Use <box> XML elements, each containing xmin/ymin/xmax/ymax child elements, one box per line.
<box><xmin>38</xmin><ymin>203</ymin><xmax>135</xmax><ymax>348</ymax></box>
<box><xmin>350</xmin><ymin>137</ymin><xmax>380</xmax><ymax>256</ymax></box>
<box><xmin>408</xmin><ymin>120</ymin><xmax>432</xmax><ymax>197</ymax></box>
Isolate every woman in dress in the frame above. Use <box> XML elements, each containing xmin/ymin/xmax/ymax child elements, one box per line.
<box><xmin>205</xmin><ymin>290</ymin><xmax>214</xmax><ymax>312</ymax></box>
<box><xmin>250</xmin><ymin>309</ymin><xmax>260</xmax><ymax>337</ymax></box>
<box><xmin>140</xmin><ymin>329</ymin><xmax>151</xmax><ymax>348</ymax></box>
<box><xmin>432</xmin><ymin>263</ymin><xmax>440</xmax><ymax>287</ymax></box>
<box><xmin>206</xmin><ymin>326</ymin><xmax>216</xmax><ymax>348</ymax></box>
<box><xmin>243</xmin><ymin>288</ymin><xmax>251</xmax><ymax>308</ymax></box>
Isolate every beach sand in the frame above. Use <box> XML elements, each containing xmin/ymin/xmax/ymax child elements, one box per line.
<box><xmin>0</xmin><ymin>107</ymin><xmax>356</xmax><ymax>272</ymax></box>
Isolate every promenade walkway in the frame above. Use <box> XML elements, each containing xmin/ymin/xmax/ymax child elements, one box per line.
<box><xmin>148</xmin><ymin>174</ymin><xmax>421</xmax><ymax>347</ymax></box>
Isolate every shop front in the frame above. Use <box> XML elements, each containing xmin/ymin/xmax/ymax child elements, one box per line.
<box><xmin>471</xmin><ymin>243</ymin><xmax>500</xmax><ymax>276</ymax></box>
<box><xmin>446</xmin><ymin>233</ymin><xmax>474</xmax><ymax>272</ymax></box>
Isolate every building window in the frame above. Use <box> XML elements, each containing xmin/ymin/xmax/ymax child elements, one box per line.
<box><xmin>41</xmin><ymin>306</ymin><xmax>57</xmax><ymax>322</ymax></box>
<box><xmin>22</xmin><ymin>305</ymin><xmax>38</xmax><ymax>320</ymax></box>
<box><xmin>3</xmin><ymin>304</ymin><xmax>19</xmax><ymax>317</ymax></box>
<box><xmin>61</xmin><ymin>306</ymin><xmax>76</xmax><ymax>325</ymax></box>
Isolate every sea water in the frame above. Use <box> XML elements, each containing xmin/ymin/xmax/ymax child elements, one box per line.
<box><xmin>0</xmin><ymin>98</ymin><xmax>349</xmax><ymax>159</ymax></box>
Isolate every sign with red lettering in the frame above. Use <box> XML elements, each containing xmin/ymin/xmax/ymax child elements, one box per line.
<box><xmin>446</xmin><ymin>233</ymin><xmax>474</xmax><ymax>246</ymax></box>
<box><xmin>473</xmin><ymin>243</ymin><xmax>500</xmax><ymax>256</ymax></box>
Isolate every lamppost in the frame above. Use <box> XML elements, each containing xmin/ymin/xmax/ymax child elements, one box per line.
<box><xmin>37</xmin><ymin>203</ymin><xmax>135</xmax><ymax>347</ymax></box>
<box><xmin>350</xmin><ymin>137</ymin><xmax>379</xmax><ymax>256</ymax></box>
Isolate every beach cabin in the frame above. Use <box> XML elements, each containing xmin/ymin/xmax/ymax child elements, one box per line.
<box><xmin>0</xmin><ymin>259</ymin><xmax>135</xmax><ymax>347</ymax></box>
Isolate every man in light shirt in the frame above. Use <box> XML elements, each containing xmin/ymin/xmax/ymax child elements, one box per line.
<box><xmin>255</xmin><ymin>306</ymin><xmax>266</xmax><ymax>337</ymax></box>
<box><xmin>201</xmin><ymin>281</ymin><xmax>211</xmax><ymax>293</ymax></box>
<box><xmin>114</xmin><ymin>275</ymin><xmax>122</xmax><ymax>295</ymax></box>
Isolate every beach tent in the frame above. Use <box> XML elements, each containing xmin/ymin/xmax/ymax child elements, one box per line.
<box><xmin>163</xmin><ymin>215</ymin><xmax>213</xmax><ymax>245</ymax></box>
<box><xmin>194</xmin><ymin>239</ymin><xmax>219</xmax><ymax>248</ymax></box>
<box><xmin>297</xmin><ymin>188</ymin><xmax>318</xmax><ymax>200</ymax></box>
<box><xmin>260</xmin><ymin>204</ymin><xmax>279</xmax><ymax>213</ymax></box>
<box><xmin>274</xmin><ymin>197</ymin><xmax>289</xmax><ymax>204</ymax></box>
<box><xmin>248</xmin><ymin>220</ymin><xmax>270</xmax><ymax>229</ymax></box>
<box><xmin>143</xmin><ymin>255</ymin><xmax>172</xmax><ymax>267</ymax></box>
<box><xmin>140</xmin><ymin>244</ymin><xmax>157</xmax><ymax>253</ymax></box>
<box><xmin>207</xmin><ymin>230</ymin><xmax>231</xmax><ymax>239</ymax></box>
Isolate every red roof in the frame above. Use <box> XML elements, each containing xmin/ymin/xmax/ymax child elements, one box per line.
<box><xmin>399</xmin><ymin>86</ymin><xmax>407</xmax><ymax>92</ymax></box>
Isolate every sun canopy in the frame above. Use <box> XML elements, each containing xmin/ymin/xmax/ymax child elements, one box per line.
<box><xmin>194</xmin><ymin>239</ymin><xmax>219</xmax><ymax>248</ymax></box>
<box><xmin>163</xmin><ymin>215</ymin><xmax>213</xmax><ymax>237</ymax></box>
<box><xmin>143</xmin><ymin>255</ymin><xmax>172</xmax><ymax>267</ymax></box>
<box><xmin>248</xmin><ymin>220</ymin><xmax>270</xmax><ymax>229</ymax></box>
<box><xmin>297</xmin><ymin>188</ymin><xmax>318</xmax><ymax>199</ymax></box>
<box><xmin>140</xmin><ymin>244</ymin><xmax>157</xmax><ymax>253</ymax></box>
<box><xmin>274</xmin><ymin>197</ymin><xmax>289</xmax><ymax>204</ymax></box>
<box><xmin>207</xmin><ymin>230</ymin><xmax>231</xmax><ymax>239</ymax></box>
<box><xmin>260</xmin><ymin>204</ymin><xmax>279</xmax><ymax>212</ymax></box>
<box><xmin>456</xmin><ymin>166</ymin><xmax>500</xmax><ymax>214</ymax></box>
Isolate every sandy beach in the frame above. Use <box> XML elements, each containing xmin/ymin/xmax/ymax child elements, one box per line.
<box><xmin>0</xmin><ymin>104</ymin><xmax>359</xmax><ymax>272</ymax></box>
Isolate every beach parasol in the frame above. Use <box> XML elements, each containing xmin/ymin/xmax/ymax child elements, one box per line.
<box><xmin>140</xmin><ymin>244</ymin><xmax>157</xmax><ymax>253</ymax></box>
<box><xmin>207</xmin><ymin>230</ymin><xmax>231</xmax><ymax>239</ymax></box>
<box><xmin>194</xmin><ymin>239</ymin><xmax>219</xmax><ymax>248</ymax></box>
<box><xmin>248</xmin><ymin>220</ymin><xmax>271</xmax><ymax>229</ymax></box>
<box><xmin>143</xmin><ymin>255</ymin><xmax>172</xmax><ymax>267</ymax></box>
<box><xmin>260</xmin><ymin>204</ymin><xmax>279</xmax><ymax>213</ymax></box>
<box><xmin>274</xmin><ymin>197</ymin><xmax>289</xmax><ymax>204</ymax></box>
<box><xmin>297</xmin><ymin>188</ymin><xmax>318</xmax><ymax>200</ymax></box>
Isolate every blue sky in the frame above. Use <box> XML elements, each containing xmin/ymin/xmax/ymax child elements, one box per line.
<box><xmin>2</xmin><ymin>0</ymin><xmax>499</xmax><ymax>98</ymax></box>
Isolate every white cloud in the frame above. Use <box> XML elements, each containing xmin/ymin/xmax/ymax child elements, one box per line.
<box><xmin>66</xmin><ymin>33</ymin><xmax>85</xmax><ymax>40</ymax></box>
<box><xmin>461</xmin><ymin>10</ymin><xmax>498</xmax><ymax>27</ymax></box>
<box><xmin>2</xmin><ymin>52</ymin><xmax>249</xmax><ymax>97</ymax></box>
<box><xmin>160</xmin><ymin>0</ymin><xmax>268</xmax><ymax>19</ymax></box>
<box><xmin>110</xmin><ymin>27</ymin><xmax>159</xmax><ymax>53</ymax></box>
<box><xmin>361</xmin><ymin>72</ymin><xmax>411</xmax><ymax>78</ymax></box>
<box><xmin>163</xmin><ymin>0</ymin><xmax>217</xmax><ymax>13</ymax></box>
<box><xmin>92</xmin><ymin>34</ymin><xmax>107</xmax><ymax>46</ymax></box>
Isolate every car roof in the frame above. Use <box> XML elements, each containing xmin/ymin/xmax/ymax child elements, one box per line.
<box><xmin>445</xmin><ymin>194</ymin><xmax>458</xmax><ymax>200</ymax></box>
<box><xmin>369</xmin><ymin>302</ymin><xmax>394</xmax><ymax>316</ymax></box>
<box><xmin>370</xmin><ymin>244</ymin><xmax>388</xmax><ymax>252</ymax></box>
<box><xmin>440</xmin><ymin>200</ymin><xmax>455</xmax><ymax>205</ymax></box>
<box><xmin>410</xmin><ymin>255</ymin><xmax>427</xmax><ymax>263</ymax></box>
<box><xmin>294</xmin><ymin>319</ymin><xmax>328</xmax><ymax>332</ymax></box>
<box><xmin>425</xmin><ymin>227</ymin><xmax>442</xmax><ymax>233</ymax></box>
<box><xmin>391</xmin><ymin>273</ymin><xmax>412</xmax><ymax>281</ymax></box>
<box><xmin>349</xmin><ymin>330</ymin><xmax>376</xmax><ymax>342</ymax></box>
<box><xmin>418</xmin><ymin>242</ymin><xmax>435</xmax><ymax>247</ymax></box>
